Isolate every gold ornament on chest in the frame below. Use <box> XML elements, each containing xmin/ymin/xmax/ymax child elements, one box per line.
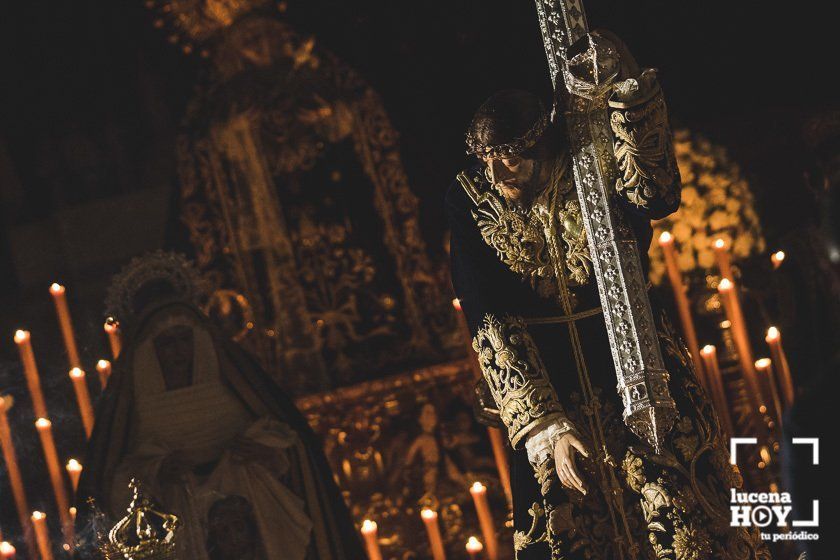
<box><xmin>458</xmin><ymin>159</ymin><xmax>592</xmax><ymax>299</ymax></box>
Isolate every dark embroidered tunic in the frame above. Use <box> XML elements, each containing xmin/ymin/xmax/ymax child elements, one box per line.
<box><xmin>447</xmin><ymin>81</ymin><xmax>770</xmax><ymax>560</ymax></box>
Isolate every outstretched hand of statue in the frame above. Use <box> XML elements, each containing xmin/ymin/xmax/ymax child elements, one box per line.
<box><xmin>553</xmin><ymin>431</ymin><xmax>590</xmax><ymax>495</ymax></box>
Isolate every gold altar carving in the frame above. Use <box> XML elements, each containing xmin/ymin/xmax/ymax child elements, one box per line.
<box><xmin>174</xmin><ymin>14</ymin><xmax>459</xmax><ymax>392</ymax></box>
<box><xmin>297</xmin><ymin>359</ymin><xmax>511</xmax><ymax>559</ymax></box>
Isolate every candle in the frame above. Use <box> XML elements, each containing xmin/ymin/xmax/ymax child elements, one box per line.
<box><xmin>716</xmin><ymin>278</ymin><xmax>764</xmax><ymax>430</ymax></box>
<box><xmin>66</xmin><ymin>459</ymin><xmax>83</xmax><ymax>494</ymax></box>
<box><xmin>13</xmin><ymin>330</ymin><xmax>48</xmax><ymax>419</ymax></box>
<box><xmin>35</xmin><ymin>419</ymin><xmax>72</xmax><ymax>544</ymax></box>
<box><xmin>0</xmin><ymin>541</ymin><xmax>15</xmax><ymax>559</ymax></box>
<box><xmin>486</xmin><ymin>427</ymin><xmax>512</xmax><ymax>508</ymax></box>
<box><xmin>31</xmin><ymin>512</ymin><xmax>54</xmax><ymax>560</ymax></box>
<box><xmin>421</xmin><ymin>508</ymin><xmax>446</xmax><ymax>560</ymax></box>
<box><xmin>0</xmin><ymin>397</ymin><xmax>32</xmax><ymax>548</ymax></box>
<box><xmin>104</xmin><ymin>317</ymin><xmax>122</xmax><ymax>360</ymax></box>
<box><xmin>712</xmin><ymin>238</ymin><xmax>734</xmax><ymax>281</ymax></box>
<box><xmin>466</xmin><ymin>536</ymin><xmax>483</xmax><ymax>559</ymax></box>
<box><xmin>49</xmin><ymin>283</ymin><xmax>81</xmax><ymax>368</ymax></box>
<box><xmin>765</xmin><ymin>327</ymin><xmax>794</xmax><ymax>407</ymax></box>
<box><xmin>469</xmin><ymin>482</ymin><xmax>498</xmax><ymax>560</ymax></box>
<box><xmin>453</xmin><ymin>299</ymin><xmax>513</xmax><ymax>507</ymax></box>
<box><xmin>755</xmin><ymin>358</ymin><xmax>784</xmax><ymax>430</ymax></box>
<box><xmin>95</xmin><ymin>359</ymin><xmax>112</xmax><ymax>390</ymax></box>
<box><xmin>770</xmin><ymin>251</ymin><xmax>785</xmax><ymax>270</ymax></box>
<box><xmin>658</xmin><ymin>232</ymin><xmax>707</xmax><ymax>391</ymax></box>
<box><xmin>69</xmin><ymin>368</ymin><xmax>95</xmax><ymax>438</ymax></box>
<box><xmin>360</xmin><ymin>520</ymin><xmax>382</xmax><ymax>560</ymax></box>
<box><xmin>699</xmin><ymin>346</ymin><xmax>735</xmax><ymax>438</ymax></box>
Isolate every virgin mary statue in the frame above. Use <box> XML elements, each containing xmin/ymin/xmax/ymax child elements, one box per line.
<box><xmin>76</xmin><ymin>252</ymin><xmax>363</xmax><ymax>560</ymax></box>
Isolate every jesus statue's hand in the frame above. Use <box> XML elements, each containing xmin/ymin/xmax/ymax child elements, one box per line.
<box><xmin>553</xmin><ymin>431</ymin><xmax>590</xmax><ymax>495</ymax></box>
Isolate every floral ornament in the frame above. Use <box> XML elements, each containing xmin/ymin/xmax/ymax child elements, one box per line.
<box><xmin>647</xmin><ymin>130</ymin><xmax>766</xmax><ymax>285</ymax></box>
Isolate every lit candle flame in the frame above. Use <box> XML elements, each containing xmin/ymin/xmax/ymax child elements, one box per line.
<box><xmin>765</xmin><ymin>326</ymin><xmax>779</xmax><ymax>342</ymax></box>
<box><xmin>754</xmin><ymin>358</ymin><xmax>771</xmax><ymax>370</ymax></box>
<box><xmin>718</xmin><ymin>277</ymin><xmax>733</xmax><ymax>291</ymax></box>
<box><xmin>658</xmin><ymin>231</ymin><xmax>672</xmax><ymax>244</ymax></box>
<box><xmin>13</xmin><ymin>329</ymin><xmax>29</xmax><ymax>344</ymax></box>
<box><xmin>35</xmin><ymin>418</ymin><xmax>51</xmax><ymax>430</ymax></box>
<box><xmin>466</xmin><ymin>536</ymin><xmax>484</xmax><ymax>553</ymax></box>
<box><xmin>361</xmin><ymin>519</ymin><xmax>377</xmax><ymax>533</ymax></box>
<box><xmin>49</xmin><ymin>283</ymin><xmax>65</xmax><ymax>296</ymax></box>
<box><xmin>421</xmin><ymin>508</ymin><xmax>437</xmax><ymax>520</ymax></box>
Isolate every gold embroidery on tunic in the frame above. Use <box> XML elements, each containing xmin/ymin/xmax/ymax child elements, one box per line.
<box><xmin>610</xmin><ymin>86</ymin><xmax>679</xmax><ymax>210</ymax></box>
<box><xmin>456</xmin><ymin>157</ymin><xmax>592</xmax><ymax>297</ymax></box>
<box><xmin>472</xmin><ymin>314</ymin><xmax>564</xmax><ymax>448</ymax></box>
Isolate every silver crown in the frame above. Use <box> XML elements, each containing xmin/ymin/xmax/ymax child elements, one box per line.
<box><xmin>105</xmin><ymin>251</ymin><xmax>207</xmax><ymax>328</ymax></box>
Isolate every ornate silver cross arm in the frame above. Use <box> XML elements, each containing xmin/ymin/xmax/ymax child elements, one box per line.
<box><xmin>534</xmin><ymin>0</ymin><xmax>677</xmax><ymax>452</ymax></box>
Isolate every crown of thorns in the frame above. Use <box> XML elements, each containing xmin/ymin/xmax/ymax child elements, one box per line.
<box><xmin>465</xmin><ymin>111</ymin><xmax>549</xmax><ymax>159</ymax></box>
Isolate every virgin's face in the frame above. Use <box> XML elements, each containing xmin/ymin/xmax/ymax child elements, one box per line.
<box><xmin>483</xmin><ymin>155</ymin><xmax>539</xmax><ymax>202</ymax></box>
<box><xmin>153</xmin><ymin>325</ymin><xmax>194</xmax><ymax>389</ymax></box>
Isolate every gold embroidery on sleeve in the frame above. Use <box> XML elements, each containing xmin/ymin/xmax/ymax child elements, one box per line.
<box><xmin>609</xmin><ymin>84</ymin><xmax>679</xmax><ymax>210</ymax></box>
<box><xmin>472</xmin><ymin>314</ymin><xmax>564</xmax><ymax>448</ymax></box>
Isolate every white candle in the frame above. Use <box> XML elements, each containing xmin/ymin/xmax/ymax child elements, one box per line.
<box><xmin>717</xmin><ymin>278</ymin><xmax>763</xmax><ymax>430</ymax></box>
<box><xmin>699</xmin><ymin>345</ymin><xmax>735</xmax><ymax>438</ymax></box>
<box><xmin>713</xmin><ymin>238</ymin><xmax>734</xmax><ymax>280</ymax></box>
<box><xmin>69</xmin><ymin>368</ymin><xmax>94</xmax><ymax>438</ymax></box>
<box><xmin>770</xmin><ymin>251</ymin><xmax>785</xmax><ymax>270</ymax></box>
<box><xmin>466</xmin><ymin>536</ymin><xmax>483</xmax><ymax>559</ymax></box>
<box><xmin>360</xmin><ymin>519</ymin><xmax>382</xmax><ymax>560</ymax></box>
<box><xmin>421</xmin><ymin>508</ymin><xmax>446</xmax><ymax>560</ymax></box>
<box><xmin>96</xmin><ymin>359</ymin><xmax>112</xmax><ymax>390</ymax></box>
<box><xmin>469</xmin><ymin>482</ymin><xmax>497</xmax><ymax>560</ymax></box>
<box><xmin>49</xmin><ymin>283</ymin><xmax>81</xmax><ymax>368</ymax></box>
<box><xmin>765</xmin><ymin>327</ymin><xmax>794</xmax><ymax>407</ymax></box>
<box><xmin>13</xmin><ymin>330</ymin><xmax>48</xmax><ymax>419</ymax></box>
<box><xmin>104</xmin><ymin>317</ymin><xmax>122</xmax><ymax>359</ymax></box>
<box><xmin>755</xmin><ymin>358</ymin><xmax>784</xmax><ymax>430</ymax></box>
<box><xmin>659</xmin><ymin>232</ymin><xmax>706</xmax><ymax>390</ymax></box>
<box><xmin>31</xmin><ymin>511</ymin><xmax>54</xmax><ymax>560</ymax></box>
<box><xmin>66</xmin><ymin>459</ymin><xmax>83</xmax><ymax>494</ymax></box>
<box><xmin>35</xmin><ymin>419</ymin><xmax>72</xmax><ymax>544</ymax></box>
<box><xmin>0</xmin><ymin>541</ymin><xmax>16</xmax><ymax>559</ymax></box>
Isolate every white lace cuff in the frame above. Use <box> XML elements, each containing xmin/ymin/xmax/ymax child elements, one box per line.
<box><xmin>524</xmin><ymin>417</ymin><xmax>577</xmax><ymax>466</ymax></box>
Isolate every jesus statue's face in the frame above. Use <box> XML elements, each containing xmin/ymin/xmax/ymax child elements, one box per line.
<box><xmin>153</xmin><ymin>325</ymin><xmax>195</xmax><ymax>390</ymax></box>
<box><xmin>483</xmin><ymin>155</ymin><xmax>545</xmax><ymax>204</ymax></box>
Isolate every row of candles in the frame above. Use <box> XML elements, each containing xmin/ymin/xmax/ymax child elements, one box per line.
<box><xmin>658</xmin><ymin>233</ymin><xmax>795</xmax><ymax>437</ymax></box>
<box><xmin>360</xmin><ymin>481</ymin><xmax>497</xmax><ymax>560</ymax></box>
<box><xmin>0</xmin><ymin>284</ymin><xmax>123</xmax><ymax>559</ymax></box>
<box><xmin>3</xmin><ymin>284</ymin><xmax>506</xmax><ymax>559</ymax></box>
<box><xmin>354</xmin><ymin>302</ymin><xmax>512</xmax><ymax>560</ymax></box>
